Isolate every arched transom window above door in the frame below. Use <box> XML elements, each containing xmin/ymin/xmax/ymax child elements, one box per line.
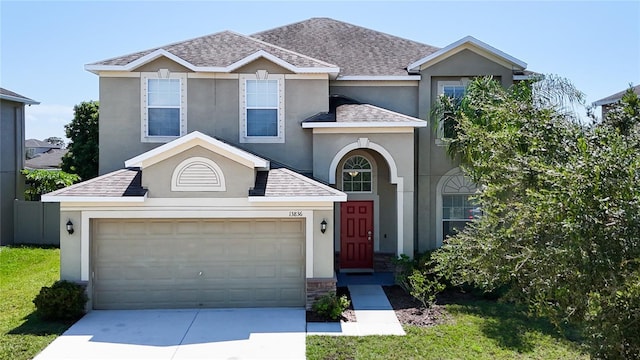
<box><xmin>342</xmin><ymin>155</ymin><xmax>372</xmax><ymax>192</ymax></box>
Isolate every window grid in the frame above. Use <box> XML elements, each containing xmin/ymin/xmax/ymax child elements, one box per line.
<box><xmin>342</xmin><ymin>156</ymin><xmax>372</xmax><ymax>193</ymax></box>
<box><xmin>147</xmin><ymin>78</ymin><xmax>181</xmax><ymax>137</ymax></box>
<box><xmin>442</xmin><ymin>194</ymin><xmax>479</xmax><ymax>239</ymax></box>
<box><xmin>246</xmin><ymin>79</ymin><xmax>278</xmax><ymax>137</ymax></box>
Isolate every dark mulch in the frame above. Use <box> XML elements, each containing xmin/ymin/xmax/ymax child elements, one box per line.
<box><xmin>306</xmin><ymin>286</ymin><xmax>357</xmax><ymax>323</ymax></box>
<box><xmin>383</xmin><ymin>285</ymin><xmax>451</xmax><ymax>327</ymax></box>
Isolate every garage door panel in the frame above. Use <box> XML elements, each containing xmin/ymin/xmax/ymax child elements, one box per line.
<box><xmin>92</xmin><ymin>218</ymin><xmax>305</xmax><ymax>309</ymax></box>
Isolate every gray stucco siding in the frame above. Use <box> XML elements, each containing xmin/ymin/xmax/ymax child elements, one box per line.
<box><xmin>1</xmin><ymin>100</ymin><xmax>25</xmax><ymax>245</ymax></box>
<box><xmin>414</xmin><ymin>49</ymin><xmax>515</xmax><ymax>252</ymax></box>
<box><xmin>329</xmin><ymin>85</ymin><xmax>419</xmax><ymax>117</ymax></box>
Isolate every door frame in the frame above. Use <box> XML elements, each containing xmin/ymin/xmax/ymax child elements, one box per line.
<box><xmin>339</xmin><ymin>200</ymin><xmax>374</xmax><ymax>271</ymax></box>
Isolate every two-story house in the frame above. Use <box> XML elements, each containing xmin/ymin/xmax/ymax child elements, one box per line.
<box><xmin>43</xmin><ymin>18</ymin><xmax>531</xmax><ymax>310</ymax></box>
<box><xmin>1</xmin><ymin>88</ymin><xmax>39</xmax><ymax>245</ymax></box>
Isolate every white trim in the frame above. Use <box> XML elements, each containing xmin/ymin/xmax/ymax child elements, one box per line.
<box><xmin>140</xmin><ymin>72</ymin><xmax>187</xmax><ymax>143</ymax></box>
<box><xmin>85</xmin><ymin>48</ymin><xmax>340</xmax><ymax>76</ymax></box>
<box><xmin>239</xmin><ymin>73</ymin><xmax>285</xmax><ymax>144</ymax></box>
<box><xmin>124</xmin><ymin>131</ymin><xmax>270</xmax><ymax>170</ymax></box>
<box><xmin>249</xmin><ymin>196</ymin><xmax>347</xmax><ymax>203</ymax></box>
<box><xmin>0</xmin><ymin>94</ymin><xmax>39</xmax><ymax>105</ymax></box>
<box><xmin>513</xmin><ymin>74</ymin><xmax>538</xmax><ymax>81</ymax></box>
<box><xmin>171</xmin><ymin>157</ymin><xmax>226</xmax><ymax>192</ymax></box>
<box><xmin>79</xmin><ymin>209</ymin><xmax>322</xmax><ymax>281</ymax></box>
<box><xmin>98</xmin><ymin>72</ymin><xmax>141</xmax><ymax>78</ymax></box>
<box><xmin>41</xmin><ymin>195</ymin><xmax>146</xmax><ymax>203</ymax></box>
<box><xmin>309</xmin><ymin>127</ymin><xmax>416</xmax><ymax>134</ymax></box>
<box><xmin>334</xmin><ymin>75</ymin><xmax>421</xmax><ymax>81</ymax></box>
<box><xmin>284</xmin><ymin>74</ymin><xmax>328</xmax><ymax>80</ymax></box>
<box><xmin>327</xmin><ymin>138</ymin><xmax>406</xmax><ymax>257</ymax></box>
<box><xmin>302</xmin><ymin>121</ymin><xmax>426</xmax><ymax>129</ymax></box>
<box><xmin>330</xmin><ymin>80</ymin><xmax>419</xmax><ymax>87</ymax></box>
<box><xmin>408</xmin><ymin>36</ymin><xmax>527</xmax><ymax>72</ymax></box>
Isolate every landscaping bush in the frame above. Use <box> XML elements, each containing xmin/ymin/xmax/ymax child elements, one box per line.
<box><xmin>312</xmin><ymin>291</ymin><xmax>350</xmax><ymax>320</ymax></box>
<box><xmin>393</xmin><ymin>252</ymin><xmax>445</xmax><ymax>307</ymax></box>
<box><xmin>33</xmin><ymin>280</ymin><xmax>88</xmax><ymax>321</ymax></box>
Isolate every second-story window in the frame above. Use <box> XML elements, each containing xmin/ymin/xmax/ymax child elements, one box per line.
<box><xmin>239</xmin><ymin>72</ymin><xmax>285</xmax><ymax>143</ymax></box>
<box><xmin>437</xmin><ymin>80</ymin><xmax>468</xmax><ymax>142</ymax></box>
<box><xmin>141</xmin><ymin>71</ymin><xmax>187</xmax><ymax>143</ymax></box>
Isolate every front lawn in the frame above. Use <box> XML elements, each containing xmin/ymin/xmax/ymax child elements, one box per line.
<box><xmin>0</xmin><ymin>246</ymin><xmax>71</xmax><ymax>360</ymax></box>
<box><xmin>307</xmin><ymin>297</ymin><xmax>588</xmax><ymax>360</ymax></box>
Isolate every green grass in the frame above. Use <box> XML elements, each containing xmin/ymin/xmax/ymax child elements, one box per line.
<box><xmin>307</xmin><ymin>299</ymin><xmax>588</xmax><ymax>360</ymax></box>
<box><xmin>0</xmin><ymin>246</ymin><xmax>71</xmax><ymax>360</ymax></box>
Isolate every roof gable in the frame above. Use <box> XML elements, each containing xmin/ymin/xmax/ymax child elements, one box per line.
<box><xmin>124</xmin><ymin>131</ymin><xmax>270</xmax><ymax>170</ymax></box>
<box><xmin>408</xmin><ymin>36</ymin><xmax>526</xmax><ymax>72</ymax></box>
<box><xmin>85</xmin><ymin>31</ymin><xmax>339</xmax><ymax>76</ymax></box>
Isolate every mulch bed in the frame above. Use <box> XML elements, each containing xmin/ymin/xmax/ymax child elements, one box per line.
<box><xmin>307</xmin><ymin>285</ymin><xmax>455</xmax><ymax>327</ymax></box>
<box><xmin>382</xmin><ymin>285</ymin><xmax>451</xmax><ymax>327</ymax></box>
<box><xmin>306</xmin><ymin>286</ymin><xmax>357</xmax><ymax>323</ymax></box>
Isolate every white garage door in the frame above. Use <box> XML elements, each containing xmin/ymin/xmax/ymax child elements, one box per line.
<box><xmin>92</xmin><ymin>218</ymin><xmax>305</xmax><ymax>309</ymax></box>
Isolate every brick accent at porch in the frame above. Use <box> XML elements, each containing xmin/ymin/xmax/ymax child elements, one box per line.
<box><xmin>306</xmin><ymin>277</ymin><xmax>337</xmax><ymax>310</ymax></box>
<box><xmin>334</xmin><ymin>252</ymin><xmax>398</xmax><ymax>272</ymax></box>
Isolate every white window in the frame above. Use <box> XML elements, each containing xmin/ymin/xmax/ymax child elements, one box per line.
<box><xmin>239</xmin><ymin>72</ymin><xmax>284</xmax><ymax>143</ymax></box>
<box><xmin>342</xmin><ymin>155</ymin><xmax>372</xmax><ymax>193</ymax></box>
<box><xmin>436</xmin><ymin>167</ymin><xmax>479</xmax><ymax>246</ymax></box>
<box><xmin>436</xmin><ymin>79</ymin><xmax>468</xmax><ymax>143</ymax></box>
<box><xmin>141</xmin><ymin>71</ymin><xmax>187</xmax><ymax>143</ymax></box>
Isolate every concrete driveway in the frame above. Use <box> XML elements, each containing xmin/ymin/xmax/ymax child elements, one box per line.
<box><xmin>34</xmin><ymin>308</ymin><xmax>306</xmax><ymax>360</ymax></box>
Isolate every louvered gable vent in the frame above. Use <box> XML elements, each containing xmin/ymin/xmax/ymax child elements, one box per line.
<box><xmin>171</xmin><ymin>157</ymin><xmax>226</xmax><ymax>192</ymax></box>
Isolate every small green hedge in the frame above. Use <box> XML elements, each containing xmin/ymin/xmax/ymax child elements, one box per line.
<box><xmin>33</xmin><ymin>280</ymin><xmax>88</xmax><ymax>321</ymax></box>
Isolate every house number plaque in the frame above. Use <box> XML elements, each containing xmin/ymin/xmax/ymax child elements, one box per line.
<box><xmin>289</xmin><ymin>211</ymin><xmax>303</xmax><ymax>217</ymax></box>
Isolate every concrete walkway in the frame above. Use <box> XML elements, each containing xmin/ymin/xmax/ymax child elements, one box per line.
<box><xmin>306</xmin><ymin>284</ymin><xmax>405</xmax><ymax>336</ymax></box>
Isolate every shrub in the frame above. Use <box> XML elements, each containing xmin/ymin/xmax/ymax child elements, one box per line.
<box><xmin>394</xmin><ymin>252</ymin><xmax>445</xmax><ymax>308</ymax></box>
<box><xmin>408</xmin><ymin>269</ymin><xmax>446</xmax><ymax>308</ymax></box>
<box><xmin>33</xmin><ymin>280</ymin><xmax>88</xmax><ymax>321</ymax></box>
<box><xmin>312</xmin><ymin>291</ymin><xmax>350</xmax><ymax>320</ymax></box>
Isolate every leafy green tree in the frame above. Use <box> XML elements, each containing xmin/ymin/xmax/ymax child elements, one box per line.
<box><xmin>61</xmin><ymin>101</ymin><xmax>99</xmax><ymax>180</ymax></box>
<box><xmin>44</xmin><ymin>136</ymin><xmax>65</xmax><ymax>148</ymax></box>
<box><xmin>432</xmin><ymin>79</ymin><xmax>640</xmax><ymax>359</ymax></box>
<box><xmin>22</xmin><ymin>169</ymin><xmax>79</xmax><ymax>201</ymax></box>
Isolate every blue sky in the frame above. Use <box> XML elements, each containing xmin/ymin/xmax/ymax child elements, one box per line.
<box><xmin>2</xmin><ymin>1</ymin><xmax>639</xmax><ymax>141</ymax></box>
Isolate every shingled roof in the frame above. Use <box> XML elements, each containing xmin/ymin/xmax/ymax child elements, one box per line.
<box><xmin>87</xmin><ymin>30</ymin><xmax>338</xmax><ymax>73</ymax></box>
<box><xmin>251</xmin><ymin>18</ymin><xmax>440</xmax><ymax>77</ymax></box>
<box><xmin>593</xmin><ymin>84</ymin><xmax>640</xmax><ymax>106</ymax></box>
<box><xmin>0</xmin><ymin>88</ymin><xmax>39</xmax><ymax>105</ymax></box>
<box><xmin>42</xmin><ymin>168</ymin><xmax>147</xmax><ymax>201</ymax></box>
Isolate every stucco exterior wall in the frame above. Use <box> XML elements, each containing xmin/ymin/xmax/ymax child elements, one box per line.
<box><xmin>98</xmin><ymin>60</ymin><xmax>327</xmax><ymax>175</ymax></box>
<box><xmin>0</xmin><ymin>99</ymin><xmax>25</xmax><ymax>245</ymax></box>
<box><xmin>313</xmin><ymin>209</ymin><xmax>335</xmax><ymax>278</ymax></box>
<box><xmin>329</xmin><ymin>84</ymin><xmax>419</xmax><ymax>117</ymax></box>
<box><xmin>141</xmin><ymin>145</ymin><xmax>255</xmax><ymax>198</ymax></box>
<box><xmin>60</xmin><ymin>210</ymin><xmax>82</xmax><ymax>281</ymax></box>
<box><xmin>415</xmin><ymin>49</ymin><xmax>514</xmax><ymax>251</ymax></box>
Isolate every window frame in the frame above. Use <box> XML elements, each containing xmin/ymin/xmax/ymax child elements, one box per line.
<box><xmin>239</xmin><ymin>73</ymin><xmax>285</xmax><ymax>144</ymax></box>
<box><xmin>436</xmin><ymin>79</ymin><xmax>469</xmax><ymax>145</ymax></box>
<box><xmin>140</xmin><ymin>71</ymin><xmax>187</xmax><ymax>143</ymax></box>
<box><xmin>341</xmin><ymin>155</ymin><xmax>373</xmax><ymax>193</ymax></box>
<box><xmin>436</xmin><ymin>167</ymin><xmax>479</xmax><ymax>247</ymax></box>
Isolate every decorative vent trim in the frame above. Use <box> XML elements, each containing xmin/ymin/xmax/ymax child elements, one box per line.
<box><xmin>171</xmin><ymin>157</ymin><xmax>226</xmax><ymax>192</ymax></box>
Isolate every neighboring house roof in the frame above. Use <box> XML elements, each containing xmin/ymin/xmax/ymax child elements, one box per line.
<box><xmin>85</xmin><ymin>31</ymin><xmax>339</xmax><ymax>75</ymax></box>
<box><xmin>24</xmin><ymin>148</ymin><xmax>68</xmax><ymax>169</ymax></box>
<box><xmin>407</xmin><ymin>35</ymin><xmax>527</xmax><ymax>72</ymax></box>
<box><xmin>41</xmin><ymin>168</ymin><xmax>147</xmax><ymax>202</ymax></box>
<box><xmin>593</xmin><ymin>84</ymin><xmax>640</xmax><ymax>107</ymax></box>
<box><xmin>25</xmin><ymin>138</ymin><xmax>61</xmax><ymax>149</ymax></box>
<box><xmin>0</xmin><ymin>88</ymin><xmax>39</xmax><ymax>105</ymax></box>
<box><xmin>251</xmin><ymin>17</ymin><xmax>440</xmax><ymax>78</ymax></box>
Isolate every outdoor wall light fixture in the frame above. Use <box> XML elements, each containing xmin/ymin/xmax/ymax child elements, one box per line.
<box><xmin>66</xmin><ymin>220</ymin><xmax>74</xmax><ymax>235</ymax></box>
<box><xmin>320</xmin><ymin>219</ymin><xmax>327</xmax><ymax>234</ymax></box>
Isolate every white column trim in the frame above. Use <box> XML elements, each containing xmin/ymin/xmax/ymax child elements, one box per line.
<box><xmin>81</xmin><ymin>214</ymin><xmax>90</xmax><ymax>281</ymax></box>
<box><xmin>328</xmin><ymin>138</ymin><xmax>406</xmax><ymax>256</ymax></box>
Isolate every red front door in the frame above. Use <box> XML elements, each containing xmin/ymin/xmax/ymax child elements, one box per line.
<box><xmin>340</xmin><ymin>201</ymin><xmax>374</xmax><ymax>269</ymax></box>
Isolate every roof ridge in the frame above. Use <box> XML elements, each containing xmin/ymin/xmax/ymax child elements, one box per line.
<box><xmin>87</xmin><ymin>30</ymin><xmax>232</xmax><ymax>65</ymax></box>
<box><xmin>236</xmin><ymin>30</ymin><xmax>339</xmax><ymax>68</ymax></box>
